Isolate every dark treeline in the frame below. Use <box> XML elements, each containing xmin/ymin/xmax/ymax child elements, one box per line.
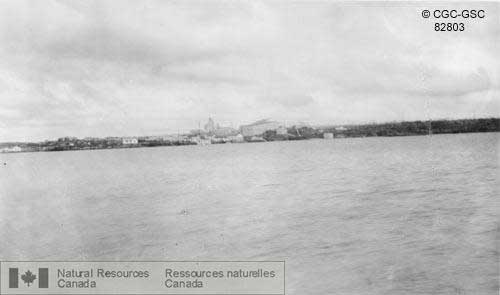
<box><xmin>261</xmin><ymin>118</ymin><xmax>499</xmax><ymax>141</ymax></box>
<box><xmin>323</xmin><ymin>118</ymin><xmax>499</xmax><ymax>138</ymax></box>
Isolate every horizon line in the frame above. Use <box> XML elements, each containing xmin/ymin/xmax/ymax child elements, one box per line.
<box><xmin>1</xmin><ymin>116</ymin><xmax>498</xmax><ymax>144</ymax></box>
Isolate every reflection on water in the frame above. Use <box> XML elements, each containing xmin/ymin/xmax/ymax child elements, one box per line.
<box><xmin>0</xmin><ymin>132</ymin><xmax>498</xmax><ymax>294</ymax></box>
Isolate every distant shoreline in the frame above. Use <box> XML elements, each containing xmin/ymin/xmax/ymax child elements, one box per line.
<box><xmin>0</xmin><ymin>130</ymin><xmax>498</xmax><ymax>155</ymax></box>
<box><xmin>1</xmin><ymin>118</ymin><xmax>499</xmax><ymax>154</ymax></box>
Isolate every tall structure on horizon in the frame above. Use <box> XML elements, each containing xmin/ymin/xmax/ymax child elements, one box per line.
<box><xmin>204</xmin><ymin>117</ymin><xmax>216</xmax><ymax>133</ymax></box>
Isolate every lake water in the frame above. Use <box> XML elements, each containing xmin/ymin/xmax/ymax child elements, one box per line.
<box><xmin>0</xmin><ymin>132</ymin><xmax>498</xmax><ymax>294</ymax></box>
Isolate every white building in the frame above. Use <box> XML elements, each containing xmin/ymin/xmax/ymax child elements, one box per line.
<box><xmin>190</xmin><ymin>136</ymin><xmax>212</xmax><ymax>145</ymax></box>
<box><xmin>161</xmin><ymin>134</ymin><xmax>188</xmax><ymax>142</ymax></box>
<box><xmin>1</xmin><ymin>146</ymin><xmax>22</xmax><ymax>153</ymax></box>
<box><xmin>229</xmin><ymin>134</ymin><xmax>245</xmax><ymax>143</ymax></box>
<box><xmin>323</xmin><ymin>133</ymin><xmax>334</xmax><ymax>139</ymax></box>
<box><xmin>122</xmin><ymin>137</ymin><xmax>138</xmax><ymax>145</ymax></box>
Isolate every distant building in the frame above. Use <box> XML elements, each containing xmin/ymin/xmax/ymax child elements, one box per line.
<box><xmin>122</xmin><ymin>137</ymin><xmax>138</xmax><ymax>145</ymax></box>
<box><xmin>204</xmin><ymin>117</ymin><xmax>216</xmax><ymax>133</ymax></box>
<box><xmin>214</xmin><ymin>126</ymin><xmax>238</xmax><ymax>137</ymax></box>
<box><xmin>202</xmin><ymin>117</ymin><xmax>238</xmax><ymax>137</ymax></box>
<box><xmin>57</xmin><ymin>137</ymin><xmax>78</xmax><ymax>142</ymax></box>
<box><xmin>190</xmin><ymin>136</ymin><xmax>211</xmax><ymax>145</ymax></box>
<box><xmin>228</xmin><ymin>134</ymin><xmax>244</xmax><ymax>143</ymax></box>
<box><xmin>12</xmin><ymin>146</ymin><xmax>22</xmax><ymax>152</ymax></box>
<box><xmin>248</xmin><ymin>136</ymin><xmax>266</xmax><ymax>142</ymax></box>
<box><xmin>323</xmin><ymin>133</ymin><xmax>334</xmax><ymax>139</ymax></box>
<box><xmin>162</xmin><ymin>134</ymin><xmax>188</xmax><ymax>142</ymax></box>
<box><xmin>335</xmin><ymin>126</ymin><xmax>347</xmax><ymax>131</ymax></box>
<box><xmin>1</xmin><ymin>146</ymin><xmax>22</xmax><ymax>153</ymax></box>
<box><xmin>240</xmin><ymin>119</ymin><xmax>281</xmax><ymax>137</ymax></box>
<box><xmin>83</xmin><ymin>137</ymin><xmax>101</xmax><ymax>142</ymax></box>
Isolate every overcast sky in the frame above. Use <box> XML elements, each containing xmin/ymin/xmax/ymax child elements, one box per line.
<box><xmin>0</xmin><ymin>1</ymin><xmax>499</xmax><ymax>141</ymax></box>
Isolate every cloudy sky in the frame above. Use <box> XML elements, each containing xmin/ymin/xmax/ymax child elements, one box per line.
<box><xmin>0</xmin><ymin>1</ymin><xmax>499</xmax><ymax>141</ymax></box>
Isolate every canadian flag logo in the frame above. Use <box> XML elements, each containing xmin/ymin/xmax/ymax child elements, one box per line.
<box><xmin>9</xmin><ymin>268</ymin><xmax>48</xmax><ymax>288</ymax></box>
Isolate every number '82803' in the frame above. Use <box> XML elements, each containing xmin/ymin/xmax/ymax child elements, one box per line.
<box><xmin>434</xmin><ymin>22</ymin><xmax>465</xmax><ymax>31</ymax></box>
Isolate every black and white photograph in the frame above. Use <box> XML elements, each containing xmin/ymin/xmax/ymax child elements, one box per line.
<box><xmin>0</xmin><ymin>1</ymin><xmax>499</xmax><ymax>294</ymax></box>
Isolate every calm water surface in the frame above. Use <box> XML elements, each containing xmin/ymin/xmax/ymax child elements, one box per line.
<box><xmin>1</xmin><ymin>133</ymin><xmax>499</xmax><ymax>294</ymax></box>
